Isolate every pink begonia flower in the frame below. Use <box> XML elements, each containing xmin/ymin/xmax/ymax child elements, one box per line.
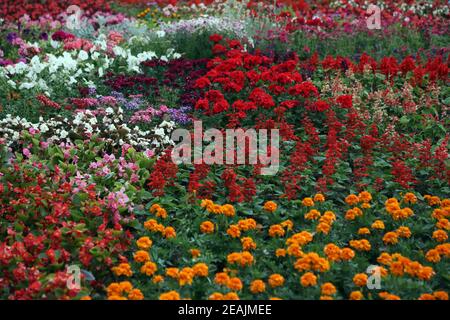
<box><xmin>22</xmin><ymin>148</ymin><xmax>31</xmax><ymax>158</ymax></box>
<box><xmin>159</xmin><ymin>105</ymin><xmax>169</xmax><ymax>113</ymax></box>
<box><xmin>144</xmin><ymin>149</ymin><xmax>155</xmax><ymax>158</ymax></box>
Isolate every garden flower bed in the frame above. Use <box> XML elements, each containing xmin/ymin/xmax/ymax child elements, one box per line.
<box><xmin>0</xmin><ymin>0</ymin><xmax>448</xmax><ymax>300</ymax></box>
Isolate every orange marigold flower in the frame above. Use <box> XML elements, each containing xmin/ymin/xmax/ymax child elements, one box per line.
<box><xmin>403</xmin><ymin>192</ymin><xmax>417</xmax><ymax>204</ymax></box>
<box><xmin>80</xmin><ymin>296</ymin><xmax>92</xmax><ymax>300</ymax></box>
<box><xmin>178</xmin><ymin>267</ymin><xmax>195</xmax><ymax>286</ymax></box>
<box><xmin>159</xmin><ymin>291</ymin><xmax>180</xmax><ymax>300</ymax></box>
<box><xmin>208</xmin><ymin>292</ymin><xmax>224</xmax><ymax>300</ymax></box>
<box><xmin>136</xmin><ymin>236</ymin><xmax>153</xmax><ymax>250</ymax></box>
<box><xmin>358</xmin><ymin>191</ymin><xmax>372</xmax><ymax>203</ymax></box>
<box><xmin>250</xmin><ymin>280</ymin><xmax>266</xmax><ymax>294</ymax></box>
<box><xmin>305</xmin><ymin>209</ymin><xmax>321</xmax><ymax>220</ymax></box>
<box><xmin>316</xmin><ymin>222</ymin><xmax>331</xmax><ymax>234</ymax></box>
<box><xmin>377</xmin><ymin>252</ymin><xmax>392</xmax><ymax>265</ymax></box>
<box><xmin>238</xmin><ymin>218</ymin><xmax>257</xmax><ymax>231</ymax></box>
<box><xmin>300</xmin><ymin>272</ymin><xmax>317</xmax><ymax>287</ymax></box>
<box><xmin>321</xmin><ymin>282</ymin><xmax>337</xmax><ymax>296</ymax></box>
<box><xmin>152</xmin><ymin>275</ymin><xmax>164</xmax><ymax>283</ymax></box>
<box><xmin>227</xmin><ymin>277</ymin><xmax>243</xmax><ymax>291</ymax></box>
<box><xmin>396</xmin><ymin>226</ymin><xmax>411</xmax><ymax>238</ymax></box>
<box><xmin>144</xmin><ymin>219</ymin><xmax>165</xmax><ymax>232</ymax></box>
<box><xmin>349</xmin><ymin>291</ymin><xmax>364</xmax><ymax>300</ymax></box>
<box><xmin>417</xmin><ymin>266</ymin><xmax>434</xmax><ymax>280</ymax></box>
<box><xmin>221</xmin><ymin>204</ymin><xmax>235</xmax><ymax>217</ymax></box>
<box><xmin>353</xmin><ymin>273</ymin><xmax>368</xmax><ymax>287</ymax></box>
<box><xmin>358</xmin><ymin>228</ymin><xmax>371</xmax><ymax>235</ymax></box>
<box><xmin>134</xmin><ymin>250</ymin><xmax>150</xmax><ymax>263</ymax></box>
<box><xmin>345</xmin><ymin>194</ymin><xmax>360</xmax><ymax>205</ymax></box>
<box><xmin>433</xmin><ymin>291</ymin><xmax>448</xmax><ymax>300</ymax></box>
<box><xmin>149</xmin><ymin>203</ymin><xmax>161</xmax><ymax>213</ymax></box>
<box><xmin>281</xmin><ymin>219</ymin><xmax>294</xmax><ymax>230</ymax></box>
<box><xmin>432</xmin><ymin>230</ymin><xmax>448</xmax><ymax>242</ymax></box>
<box><xmin>190</xmin><ymin>248</ymin><xmax>201</xmax><ymax>258</ymax></box>
<box><xmin>241</xmin><ymin>237</ymin><xmax>257</xmax><ymax>251</ymax></box>
<box><xmin>436</xmin><ymin>218</ymin><xmax>450</xmax><ymax>230</ymax></box>
<box><xmin>193</xmin><ymin>263</ymin><xmax>209</xmax><ymax>277</ymax></box>
<box><xmin>128</xmin><ymin>289</ymin><xmax>144</xmax><ymax>300</ymax></box>
<box><xmin>425</xmin><ymin>249</ymin><xmax>441</xmax><ymax>263</ymax></box>
<box><xmin>223</xmin><ymin>292</ymin><xmax>239</xmax><ymax>300</ymax></box>
<box><xmin>166</xmin><ymin>267</ymin><xmax>179</xmax><ymax>279</ymax></box>
<box><xmin>418</xmin><ymin>293</ymin><xmax>435</xmax><ymax>300</ymax></box>
<box><xmin>349</xmin><ymin>239</ymin><xmax>371</xmax><ymax>251</ymax></box>
<box><xmin>371</xmin><ymin>220</ymin><xmax>385</xmax><ymax>230</ymax></box>
<box><xmin>227</xmin><ymin>224</ymin><xmax>241</xmax><ymax>238</ymax></box>
<box><xmin>140</xmin><ymin>261</ymin><xmax>157</xmax><ymax>276</ymax></box>
<box><xmin>269</xmin><ymin>224</ymin><xmax>285</xmax><ymax>237</ymax></box>
<box><xmin>263</xmin><ymin>201</ymin><xmax>277</xmax><ymax>212</ymax></box>
<box><xmin>215</xmin><ymin>272</ymin><xmax>230</xmax><ymax>285</ymax></box>
<box><xmin>106</xmin><ymin>283</ymin><xmax>121</xmax><ymax>297</ymax></box>
<box><xmin>302</xmin><ymin>197</ymin><xmax>314</xmax><ymax>207</ymax></box>
<box><xmin>383</xmin><ymin>232</ymin><xmax>399</xmax><ymax>245</ymax></box>
<box><xmin>111</xmin><ymin>263</ymin><xmax>133</xmax><ymax>277</ymax></box>
<box><xmin>155</xmin><ymin>207</ymin><xmax>167</xmax><ymax>219</ymax></box>
<box><xmin>275</xmin><ymin>248</ymin><xmax>287</xmax><ymax>257</ymax></box>
<box><xmin>361</xmin><ymin>203</ymin><xmax>371</xmax><ymax>209</ymax></box>
<box><xmin>324</xmin><ymin>243</ymin><xmax>341</xmax><ymax>261</ymax></box>
<box><xmin>314</xmin><ymin>193</ymin><xmax>325</xmax><ymax>202</ymax></box>
<box><xmin>163</xmin><ymin>226</ymin><xmax>176</xmax><ymax>238</ymax></box>
<box><xmin>320</xmin><ymin>295</ymin><xmax>333</xmax><ymax>300</ymax></box>
<box><xmin>340</xmin><ymin>247</ymin><xmax>355</xmax><ymax>261</ymax></box>
<box><xmin>268</xmin><ymin>274</ymin><xmax>285</xmax><ymax>288</ymax></box>
<box><xmin>200</xmin><ymin>221</ymin><xmax>215</xmax><ymax>234</ymax></box>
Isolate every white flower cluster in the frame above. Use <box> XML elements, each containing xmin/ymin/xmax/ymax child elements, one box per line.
<box><xmin>0</xmin><ymin>107</ymin><xmax>176</xmax><ymax>153</ymax></box>
<box><xmin>0</xmin><ymin>43</ymin><xmax>180</xmax><ymax>95</ymax></box>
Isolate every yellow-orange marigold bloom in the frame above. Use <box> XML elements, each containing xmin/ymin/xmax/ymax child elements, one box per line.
<box><xmin>383</xmin><ymin>232</ymin><xmax>399</xmax><ymax>245</ymax></box>
<box><xmin>300</xmin><ymin>272</ymin><xmax>317</xmax><ymax>287</ymax></box>
<box><xmin>149</xmin><ymin>203</ymin><xmax>161</xmax><ymax>213</ymax></box>
<box><xmin>119</xmin><ymin>281</ymin><xmax>132</xmax><ymax>293</ymax></box>
<box><xmin>349</xmin><ymin>291</ymin><xmax>364</xmax><ymax>300</ymax></box>
<box><xmin>268</xmin><ymin>274</ymin><xmax>285</xmax><ymax>288</ymax></box>
<box><xmin>314</xmin><ymin>193</ymin><xmax>325</xmax><ymax>202</ymax></box>
<box><xmin>178</xmin><ymin>267</ymin><xmax>195</xmax><ymax>286</ymax></box>
<box><xmin>358</xmin><ymin>191</ymin><xmax>372</xmax><ymax>203</ymax></box>
<box><xmin>190</xmin><ymin>248</ymin><xmax>201</xmax><ymax>258</ymax></box>
<box><xmin>377</xmin><ymin>252</ymin><xmax>392</xmax><ymax>265</ymax></box>
<box><xmin>358</xmin><ymin>228</ymin><xmax>371</xmax><ymax>235</ymax></box>
<box><xmin>152</xmin><ymin>275</ymin><xmax>164</xmax><ymax>283</ymax></box>
<box><xmin>269</xmin><ymin>224</ymin><xmax>285</xmax><ymax>237</ymax></box>
<box><xmin>215</xmin><ymin>272</ymin><xmax>230</xmax><ymax>285</ymax></box>
<box><xmin>250</xmin><ymin>280</ymin><xmax>266</xmax><ymax>294</ymax></box>
<box><xmin>238</xmin><ymin>218</ymin><xmax>257</xmax><ymax>231</ymax></box>
<box><xmin>275</xmin><ymin>248</ymin><xmax>287</xmax><ymax>257</ymax></box>
<box><xmin>417</xmin><ymin>266</ymin><xmax>434</xmax><ymax>280</ymax></box>
<box><xmin>418</xmin><ymin>293</ymin><xmax>435</xmax><ymax>300</ymax></box>
<box><xmin>111</xmin><ymin>263</ymin><xmax>133</xmax><ymax>277</ymax></box>
<box><xmin>432</xmin><ymin>230</ymin><xmax>448</xmax><ymax>242</ymax></box>
<box><xmin>165</xmin><ymin>267</ymin><xmax>179</xmax><ymax>279</ymax></box>
<box><xmin>345</xmin><ymin>194</ymin><xmax>360</xmax><ymax>205</ymax></box>
<box><xmin>281</xmin><ymin>219</ymin><xmax>294</xmax><ymax>230</ymax></box>
<box><xmin>159</xmin><ymin>291</ymin><xmax>180</xmax><ymax>300</ymax></box>
<box><xmin>128</xmin><ymin>289</ymin><xmax>144</xmax><ymax>300</ymax></box>
<box><xmin>425</xmin><ymin>195</ymin><xmax>440</xmax><ymax>206</ymax></box>
<box><xmin>436</xmin><ymin>243</ymin><xmax>450</xmax><ymax>257</ymax></box>
<box><xmin>320</xmin><ymin>295</ymin><xmax>333</xmax><ymax>300</ymax></box>
<box><xmin>155</xmin><ymin>207</ymin><xmax>167</xmax><ymax>219</ymax></box>
<box><xmin>340</xmin><ymin>247</ymin><xmax>355</xmax><ymax>261</ymax></box>
<box><xmin>224</xmin><ymin>292</ymin><xmax>240</xmax><ymax>300</ymax></box>
<box><xmin>302</xmin><ymin>197</ymin><xmax>314</xmax><ymax>207</ymax></box>
<box><xmin>305</xmin><ymin>209</ymin><xmax>321</xmax><ymax>220</ymax></box>
<box><xmin>396</xmin><ymin>226</ymin><xmax>411</xmax><ymax>238</ymax></box>
<box><xmin>324</xmin><ymin>243</ymin><xmax>341</xmax><ymax>261</ymax></box>
<box><xmin>163</xmin><ymin>226</ymin><xmax>176</xmax><ymax>238</ymax></box>
<box><xmin>80</xmin><ymin>296</ymin><xmax>92</xmax><ymax>300</ymax></box>
<box><xmin>227</xmin><ymin>224</ymin><xmax>241</xmax><ymax>238</ymax></box>
<box><xmin>241</xmin><ymin>237</ymin><xmax>257</xmax><ymax>251</ymax></box>
<box><xmin>106</xmin><ymin>283</ymin><xmax>121</xmax><ymax>297</ymax></box>
<box><xmin>361</xmin><ymin>203</ymin><xmax>371</xmax><ymax>209</ymax></box>
<box><xmin>353</xmin><ymin>273</ymin><xmax>368</xmax><ymax>287</ymax></box>
<box><xmin>263</xmin><ymin>201</ymin><xmax>277</xmax><ymax>212</ymax></box>
<box><xmin>403</xmin><ymin>192</ymin><xmax>417</xmax><ymax>204</ymax></box>
<box><xmin>433</xmin><ymin>291</ymin><xmax>448</xmax><ymax>300</ymax></box>
<box><xmin>371</xmin><ymin>220</ymin><xmax>385</xmax><ymax>230</ymax></box>
<box><xmin>436</xmin><ymin>218</ymin><xmax>450</xmax><ymax>230</ymax></box>
<box><xmin>144</xmin><ymin>219</ymin><xmax>164</xmax><ymax>232</ymax></box>
<box><xmin>200</xmin><ymin>221</ymin><xmax>215</xmax><ymax>234</ymax></box>
<box><xmin>349</xmin><ymin>239</ymin><xmax>371</xmax><ymax>251</ymax></box>
<box><xmin>136</xmin><ymin>236</ymin><xmax>152</xmax><ymax>250</ymax></box>
<box><xmin>425</xmin><ymin>249</ymin><xmax>441</xmax><ymax>263</ymax></box>
<box><xmin>141</xmin><ymin>261</ymin><xmax>157</xmax><ymax>276</ymax></box>
<box><xmin>316</xmin><ymin>222</ymin><xmax>331</xmax><ymax>234</ymax></box>
<box><xmin>208</xmin><ymin>292</ymin><xmax>224</xmax><ymax>300</ymax></box>
<box><xmin>108</xmin><ymin>295</ymin><xmax>127</xmax><ymax>300</ymax></box>
<box><xmin>227</xmin><ymin>277</ymin><xmax>243</xmax><ymax>291</ymax></box>
<box><xmin>193</xmin><ymin>263</ymin><xmax>209</xmax><ymax>277</ymax></box>
<box><xmin>321</xmin><ymin>282</ymin><xmax>337</xmax><ymax>296</ymax></box>
<box><xmin>221</xmin><ymin>204</ymin><xmax>235</xmax><ymax>217</ymax></box>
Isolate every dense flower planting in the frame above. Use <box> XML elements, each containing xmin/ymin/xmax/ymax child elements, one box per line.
<box><xmin>0</xmin><ymin>0</ymin><xmax>448</xmax><ymax>300</ymax></box>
